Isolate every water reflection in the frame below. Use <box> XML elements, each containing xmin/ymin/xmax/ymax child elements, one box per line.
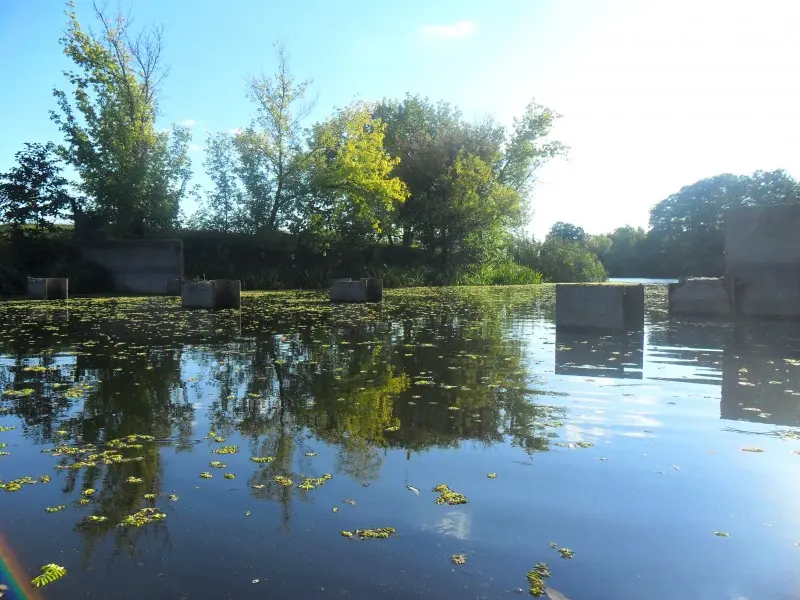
<box><xmin>721</xmin><ymin>322</ymin><xmax>800</xmax><ymax>426</ymax></box>
<box><xmin>0</xmin><ymin>288</ymin><xmax>799</xmax><ymax>600</ymax></box>
<box><xmin>555</xmin><ymin>329</ymin><xmax>644</xmax><ymax>379</ymax></box>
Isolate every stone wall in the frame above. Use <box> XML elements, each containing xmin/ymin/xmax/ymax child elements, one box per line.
<box><xmin>555</xmin><ymin>283</ymin><xmax>644</xmax><ymax>330</ymax></box>
<box><xmin>81</xmin><ymin>240</ymin><xmax>183</xmax><ymax>295</ymax></box>
<box><xmin>724</xmin><ymin>204</ymin><xmax>800</xmax><ymax>318</ymax></box>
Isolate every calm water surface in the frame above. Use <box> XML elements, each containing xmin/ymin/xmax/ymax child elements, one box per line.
<box><xmin>1</xmin><ymin>286</ymin><xmax>799</xmax><ymax>600</ymax></box>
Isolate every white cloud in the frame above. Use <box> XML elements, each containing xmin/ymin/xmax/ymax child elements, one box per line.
<box><xmin>225</xmin><ymin>128</ymin><xmax>243</xmax><ymax>135</ymax></box>
<box><xmin>188</xmin><ymin>144</ymin><xmax>205</xmax><ymax>152</ymax></box>
<box><xmin>419</xmin><ymin>20</ymin><xmax>476</xmax><ymax>39</ymax></box>
<box><xmin>180</xmin><ymin>118</ymin><xmax>199</xmax><ymax>127</ymax></box>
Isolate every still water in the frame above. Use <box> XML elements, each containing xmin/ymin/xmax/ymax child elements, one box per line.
<box><xmin>0</xmin><ymin>286</ymin><xmax>799</xmax><ymax>600</ymax></box>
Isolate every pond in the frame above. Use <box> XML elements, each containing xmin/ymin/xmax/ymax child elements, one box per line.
<box><xmin>0</xmin><ymin>286</ymin><xmax>799</xmax><ymax>600</ymax></box>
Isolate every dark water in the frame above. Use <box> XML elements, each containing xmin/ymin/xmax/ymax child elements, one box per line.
<box><xmin>0</xmin><ymin>286</ymin><xmax>799</xmax><ymax>600</ymax></box>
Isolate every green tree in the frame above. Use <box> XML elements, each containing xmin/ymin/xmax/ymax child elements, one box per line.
<box><xmin>374</xmin><ymin>95</ymin><xmax>565</xmax><ymax>276</ymax></box>
<box><xmin>194</xmin><ymin>132</ymin><xmax>242</xmax><ymax>232</ymax></box>
<box><xmin>0</xmin><ymin>142</ymin><xmax>75</xmax><ymax>234</ymax></box>
<box><xmin>305</xmin><ymin>104</ymin><xmax>409</xmax><ymax>247</ymax></box>
<box><xmin>50</xmin><ymin>1</ymin><xmax>193</xmax><ymax>238</ymax></box>
<box><xmin>546</xmin><ymin>221</ymin><xmax>586</xmax><ymax>244</ymax></box>
<box><xmin>648</xmin><ymin>169</ymin><xmax>800</xmax><ymax>276</ymax></box>
<box><xmin>241</xmin><ymin>42</ymin><xmax>314</xmax><ymax>232</ymax></box>
<box><xmin>538</xmin><ymin>237</ymin><xmax>607</xmax><ymax>282</ymax></box>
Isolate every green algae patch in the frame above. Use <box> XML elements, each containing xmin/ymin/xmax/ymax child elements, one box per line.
<box><xmin>433</xmin><ymin>484</ymin><xmax>468</xmax><ymax>505</ymax></box>
<box><xmin>340</xmin><ymin>527</ymin><xmax>397</xmax><ymax>539</ymax></box>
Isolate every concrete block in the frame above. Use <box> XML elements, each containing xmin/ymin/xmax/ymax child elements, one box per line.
<box><xmin>725</xmin><ymin>203</ymin><xmax>800</xmax><ymax>319</ymax></box>
<box><xmin>555</xmin><ymin>283</ymin><xmax>644</xmax><ymax>330</ymax></box>
<box><xmin>26</xmin><ymin>277</ymin><xmax>69</xmax><ymax>300</ymax></box>
<box><xmin>668</xmin><ymin>277</ymin><xmax>731</xmax><ymax>316</ymax></box>
<box><xmin>181</xmin><ymin>280</ymin><xmax>241</xmax><ymax>309</ymax></box>
<box><xmin>166</xmin><ymin>278</ymin><xmax>182</xmax><ymax>296</ymax></box>
<box><xmin>329</xmin><ymin>278</ymin><xmax>383</xmax><ymax>302</ymax></box>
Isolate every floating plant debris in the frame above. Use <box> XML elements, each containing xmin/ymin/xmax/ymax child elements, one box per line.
<box><xmin>31</xmin><ymin>563</ymin><xmax>67</xmax><ymax>588</ymax></box>
<box><xmin>451</xmin><ymin>554</ymin><xmax>467</xmax><ymax>565</ymax></box>
<box><xmin>433</xmin><ymin>484</ymin><xmax>468</xmax><ymax>505</ymax></box>
<box><xmin>487</xmin><ymin>472</ymin><xmax>497</xmax><ymax>478</ymax></box>
<box><xmin>119</xmin><ymin>508</ymin><xmax>166</xmax><ymax>527</ymax></box>
<box><xmin>715</xmin><ymin>531</ymin><xmax>731</xmax><ymax>537</ymax></box>
<box><xmin>209</xmin><ymin>460</ymin><xmax>226</xmax><ymax>468</ymax></box>
<box><xmin>274</xmin><ymin>475</ymin><xmax>293</xmax><ymax>487</ymax></box>
<box><xmin>126</xmin><ymin>476</ymin><xmax>143</xmax><ymax>484</ymax></box>
<box><xmin>558</xmin><ymin>547</ymin><xmax>574</xmax><ymax>559</ymax></box>
<box><xmin>224</xmin><ymin>473</ymin><xmax>236</xmax><ymax>479</ymax></box>
<box><xmin>526</xmin><ymin>563</ymin><xmax>551</xmax><ymax>597</ymax></box>
<box><xmin>44</xmin><ymin>505</ymin><xmax>66</xmax><ymax>513</ymax></box>
<box><xmin>199</xmin><ymin>472</ymin><xmax>213</xmax><ymax>479</ymax></box>
<box><xmin>212</xmin><ymin>445</ymin><xmax>239</xmax><ymax>455</ymax></box>
<box><xmin>250</xmin><ymin>456</ymin><xmax>274</xmax><ymax>463</ymax></box>
<box><xmin>341</xmin><ymin>527</ymin><xmax>397</xmax><ymax>539</ymax></box>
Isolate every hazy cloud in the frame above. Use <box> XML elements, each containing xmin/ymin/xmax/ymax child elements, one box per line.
<box><xmin>180</xmin><ymin>118</ymin><xmax>199</xmax><ymax>127</ymax></box>
<box><xmin>225</xmin><ymin>128</ymin><xmax>243</xmax><ymax>135</ymax></box>
<box><xmin>419</xmin><ymin>20</ymin><xmax>476</xmax><ymax>39</ymax></box>
<box><xmin>188</xmin><ymin>144</ymin><xmax>205</xmax><ymax>152</ymax></box>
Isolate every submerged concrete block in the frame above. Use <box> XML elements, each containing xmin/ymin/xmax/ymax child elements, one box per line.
<box><xmin>668</xmin><ymin>277</ymin><xmax>731</xmax><ymax>316</ymax></box>
<box><xmin>181</xmin><ymin>279</ymin><xmax>241</xmax><ymax>309</ymax></box>
<box><xmin>26</xmin><ymin>277</ymin><xmax>69</xmax><ymax>300</ymax></box>
<box><xmin>166</xmin><ymin>278</ymin><xmax>182</xmax><ymax>296</ymax></box>
<box><xmin>329</xmin><ymin>278</ymin><xmax>383</xmax><ymax>302</ymax></box>
<box><xmin>555</xmin><ymin>283</ymin><xmax>644</xmax><ymax>330</ymax></box>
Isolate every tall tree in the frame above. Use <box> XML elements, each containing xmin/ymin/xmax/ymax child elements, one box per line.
<box><xmin>373</xmin><ymin>95</ymin><xmax>566</xmax><ymax>274</ymax></box>
<box><xmin>0</xmin><ymin>142</ymin><xmax>75</xmax><ymax>234</ymax></box>
<box><xmin>199</xmin><ymin>132</ymin><xmax>242</xmax><ymax>232</ymax></box>
<box><xmin>50</xmin><ymin>0</ymin><xmax>192</xmax><ymax>238</ymax></box>
<box><xmin>241</xmin><ymin>42</ymin><xmax>314</xmax><ymax>231</ymax></box>
<box><xmin>305</xmin><ymin>104</ymin><xmax>408</xmax><ymax>247</ymax></box>
<box><xmin>546</xmin><ymin>221</ymin><xmax>586</xmax><ymax>244</ymax></box>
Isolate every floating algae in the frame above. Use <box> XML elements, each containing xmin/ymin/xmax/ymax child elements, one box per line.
<box><xmin>31</xmin><ymin>563</ymin><xmax>67</xmax><ymax>588</ymax></box>
<box><xmin>341</xmin><ymin>527</ymin><xmax>397</xmax><ymax>539</ymax></box>
<box><xmin>119</xmin><ymin>507</ymin><xmax>166</xmax><ymax>527</ymax></box>
<box><xmin>526</xmin><ymin>563</ymin><xmax>552</xmax><ymax>597</ymax></box>
<box><xmin>433</xmin><ymin>484</ymin><xmax>468</xmax><ymax>505</ymax></box>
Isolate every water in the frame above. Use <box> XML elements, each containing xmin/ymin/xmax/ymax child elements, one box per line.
<box><xmin>0</xmin><ymin>286</ymin><xmax>799</xmax><ymax>600</ymax></box>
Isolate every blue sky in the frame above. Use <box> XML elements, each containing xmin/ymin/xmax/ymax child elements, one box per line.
<box><xmin>1</xmin><ymin>0</ymin><xmax>799</xmax><ymax>238</ymax></box>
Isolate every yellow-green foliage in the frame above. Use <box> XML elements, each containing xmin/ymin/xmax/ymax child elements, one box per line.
<box><xmin>31</xmin><ymin>563</ymin><xmax>67</xmax><ymax>588</ymax></box>
<box><xmin>433</xmin><ymin>484</ymin><xmax>468</xmax><ymax>505</ymax></box>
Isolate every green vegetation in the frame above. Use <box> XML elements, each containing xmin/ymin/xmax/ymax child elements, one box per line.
<box><xmin>31</xmin><ymin>563</ymin><xmax>67</xmax><ymax>588</ymax></box>
<box><xmin>0</xmin><ymin>3</ymin><xmax>588</xmax><ymax>289</ymax></box>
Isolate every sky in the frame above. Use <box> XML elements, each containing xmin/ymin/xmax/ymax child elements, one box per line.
<box><xmin>1</xmin><ymin>0</ymin><xmax>799</xmax><ymax>239</ymax></box>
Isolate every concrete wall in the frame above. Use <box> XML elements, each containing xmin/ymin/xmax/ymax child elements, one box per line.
<box><xmin>725</xmin><ymin>204</ymin><xmax>800</xmax><ymax>318</ymax></box>
<box><xmin>82</xmin><ymin>240</ymin><xmax>183</xmax><ymax>295</ymax></box>
<box><xmin>555</xmin><ymin>284</ymin><xmax>644</xmax><ymax>330</ymax></box>
<box><xmin>668</xmin><ymin>277</ymin><xmax>731</xmax><ymax>316</ymax></box>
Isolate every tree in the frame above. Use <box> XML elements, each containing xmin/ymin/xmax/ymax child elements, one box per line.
<box><xmin>197</xmin><ymin>132</ymin><xmax>242</xmax><ymax>233</ymax></box>
<box><xmin>546</xmin><ymin>221</ymin><xmax>586</xmax><ymax>244</ymax></box>
<box><xmin>0</xmin><ymin>142</ymin><xmax>75</xmax><ymax>234</ymax></box>
<box><xmin>241</xmin><ymin>42</ymin><xmax>314</xmax><ymax>231</ymax></box>
<box><xmin>305</xmin><ymin>104</ymin><xmax>408</xmax><ymax>247</ymax></box>
<box><xmin>648</xmin><ymin>170</ymin><xmax>800</xmax><ymax>276</ymax></box>
<box><xmin>50</xmin><ymin>1</ymin><xmax>193</xmax><ymax>237</ymax></box>
<box><xmin>373</xmin><ymin>95</ymin><xmax>566</xmax><ymax>275</ymax></box>
<box><xmin>538</xmin><ymin>238</ymin><xmax>607</xmax><ymax>282</ymax></box>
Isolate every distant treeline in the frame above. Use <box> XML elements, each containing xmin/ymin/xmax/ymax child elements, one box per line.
<box><xmin>542</xmin><ymin>169</ymin><xmax>800</xmax><ymax>279</ymax></box>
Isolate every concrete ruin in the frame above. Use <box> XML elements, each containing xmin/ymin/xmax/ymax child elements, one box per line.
<box><xmin>725</xmin><ymin>203</ymin><xmax>800</xmax><ymax>319</ymax></box>
<box><xmin>82</xmin><ymin>239</ymin><xmax>183</xmax><ymax>295</ymax></box>
<box><xmin>555</xmin><ymin>283</ymin><xmax>644</xmax><ymax>330</ymax></box>
<box><xmin>668</xmin><ymin>277</ymin><xmax>731</xmax><ymax>316</ymax></box>
<box><xmin>181</xmin><ymin>280</ymin><xmax>241</xmax><ymax>309</ymax></box>
<box><xmin>329</xmin><ymin>278</ymin><xmax>383</xmax><ymax>303</ymax></box>
<box><xmin>26</xmin><ymin>277</ymin><xmax>69</xmax><ymax>300</ymax></box>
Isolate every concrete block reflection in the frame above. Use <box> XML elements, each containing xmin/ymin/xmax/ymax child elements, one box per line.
<box><xmin>555</xmin><ymin>329</ymin><xmax>644</xmax><ymax>379</ymax></box>
<box><xmin>721</xmin><ymin>322</ymin><xmax>800</xmax><ymax>426</ymax></box>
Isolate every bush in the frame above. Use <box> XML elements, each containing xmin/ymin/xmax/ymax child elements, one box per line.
<box><xmin>537</xmin><ymin>238</ymin><xmax>607</xmax><ymax>282</ymax></box>
<box><xmin>455</xmin><ymin>261</ymin><xmax>543</xmax><ymax>286</ymax></box>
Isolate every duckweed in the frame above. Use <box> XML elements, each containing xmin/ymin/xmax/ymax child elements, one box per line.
<box><xmin>526</xmin><ymin>563</ymin><xmax>551</xmax><ymax>597</ymax></box>
<box><xmin>433</xmin><ymin>484</ymin><xmax>468</xmax><ymax>505</ymax></box>
<box><xmin>119</xmin><ymin>507</ymin><xmax>166</xmax><ymax>527</ymax></box>
<box><xmin>212</xmin><ymin>445</ymin><xmax>239</xmax><ymax>455</ymax></box>
<box><xmin>341</xmin><ymin>527</ymin><xmax>397</xmax><ymax>539</ymax></box>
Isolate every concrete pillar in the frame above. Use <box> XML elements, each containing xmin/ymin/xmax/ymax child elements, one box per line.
<box><xmin>181</xmin><ymin>280</ymin><xmax>241</xmax><ymax>309</ymax></box>
<box><xmin>668</xmin><ymin>277</ymin><xmax>731</xmax><ymax>316</ymax></box>
<box><xmin>27</xmin><ymin>277</ymin><xmax>69</xmax><ymax>300</ymax></box>
<box><xmin>329</xmin><ymin>278</ymin><xmax>383</xmax><ymax>303</ymax></box>
<box><xmin>555</xmin><ymin>283</ymin><xmax>644</xmax><ymax>330</ymax></box>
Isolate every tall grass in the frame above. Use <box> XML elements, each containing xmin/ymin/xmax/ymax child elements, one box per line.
<box><xmin>455</xmin><ymin>261</ymin><xmax>543</xmax><ymax>286</ymax></box>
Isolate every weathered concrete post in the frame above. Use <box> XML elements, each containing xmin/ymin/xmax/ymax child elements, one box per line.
<box><xmin>724</xmin><ymin>203</ymin><xmax>800</xmax><ymax>319</ymax></box>
<box><xmin>329</xmin><ymin>278</ymin><xmax>383</xmax><ymax>302</ymax></box>
<box><xmin>668</xmin><ymin>277</ymin><xmax>731</xmax><ymax>316</ymax></box>
<box><xmin>555</xmin><ymin>283</ymin><xmax>644</xmax><ymax>330</ymax></box>
<box><xmin>26</xmin><ymin>277</ymin><xmax>69</xmax><ymax>300</ymax></box>
<box><xmin>181</xmin><ymin>279</ymin><xmax>241</xmax><ymax>309</ymax></box>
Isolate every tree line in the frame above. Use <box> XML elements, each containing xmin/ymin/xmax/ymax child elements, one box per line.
<box><xmin>1</xmin><ymin>2</ymin><xmax>797</xmax><ymax>287</ymax></box>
